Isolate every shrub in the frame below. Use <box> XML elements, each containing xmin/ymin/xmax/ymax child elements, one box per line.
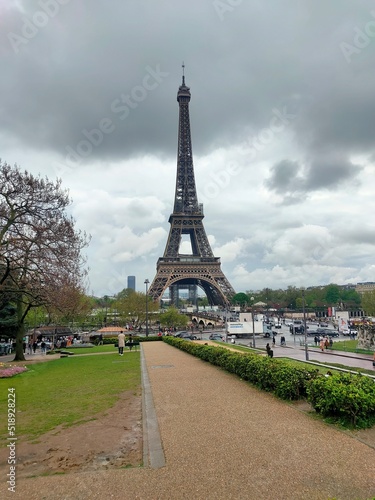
<box><xmin>163</xmin><ymin>337</ymin><xmax>375</xmax><ymax>428</ymax></box>
<box><xmin>307</xmin><ymin>372</ymin><xmax>375</xmax><ymax>428</ymax></box>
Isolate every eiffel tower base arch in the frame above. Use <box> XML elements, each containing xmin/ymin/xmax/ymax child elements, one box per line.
<box><xmin>148</xmin><ymin>258</ymin><xmax>234</xmax><ymax>307</ymax></box>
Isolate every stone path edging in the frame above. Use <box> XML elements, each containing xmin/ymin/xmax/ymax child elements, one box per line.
<box><xmin>140</xmin><ymin>345</ymin><xmax>165</xmax><ymax>468</ymax></box>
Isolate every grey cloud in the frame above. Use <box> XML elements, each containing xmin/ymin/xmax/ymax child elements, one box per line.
<box><xmin>265</xmin><ymin>160</ymin><xmax>302</xmax><ymax>194</ymax></box>
<box><xmin>265</xmin><ymin>156</ymin><xmax>363</xmax><ymax>201</ymax></box>
<box><xmin>2</xmin><ymin>0</ymin><xmax>374</xmax><ymax>166</ymax></box>
<box><xmin>3</xmin><ymin>0</ymin><xmax>375</xmax><ymax>294</ymax></box>
<box><xmin>307</xmin><ymin>158</ymin><xmax>363</xmax><ymax>190</ymax></box>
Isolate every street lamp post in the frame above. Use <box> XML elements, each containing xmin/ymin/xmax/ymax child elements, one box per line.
<box><xmin>302</xmin><ymin>289</ymin><xmax>309</xmax><ymax>361</ymax></box>
<box><xmin>144</xmin><ymin>279</ymin><xmax>150</xmax><ymax>337</ymax></box>
<box><xmin>224</xmin><ymin>306</ymin><xmax>228</xmax><ymax>342</ymax></box>
<box><xmin>251</xmin><ymin>296</ymin><xmax>256</xmax><ymax>348</ymax></box>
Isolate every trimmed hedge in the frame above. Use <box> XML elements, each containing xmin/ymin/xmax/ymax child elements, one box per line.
<box><xmin>306</xmin><ymin>372</ymin><xmax>375</xmax><ymax>428</ymax></box>
<box><xmin>163</xmin><ymin>337</ymin><xmax>319</xmax><ymax>400</ymax></box>
<box><xmin>163</xmin><ymin>337</ymin><xmax>375</xmax><ymax>428</ymax></box>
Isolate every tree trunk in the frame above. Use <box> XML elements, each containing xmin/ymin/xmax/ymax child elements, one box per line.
<box><xmin>13</xmin><ymin>324</ymin><xmax>26</xmax><ymax>361</ymax></box>
<box><xmin>13</xmin><ymin>299</ymin><xmax>26</xmax><ymax>361</ymax></box>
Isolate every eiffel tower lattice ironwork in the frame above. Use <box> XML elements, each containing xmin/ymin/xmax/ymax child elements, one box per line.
<box><xmin>148</xmin><ymin>71</ymin><xmax>236</xmax><ymax>307</ymax></box>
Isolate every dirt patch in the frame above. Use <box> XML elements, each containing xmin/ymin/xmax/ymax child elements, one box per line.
<box><xmin>0</xmin><ymin>390</ymin><xmax>142</xmax><ymax>479</ymax></box>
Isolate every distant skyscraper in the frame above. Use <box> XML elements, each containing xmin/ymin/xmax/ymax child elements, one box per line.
<box><xmin>127</xmin><ymin>276</ymin><xmax>136</xmax><ymax>291</ymax></box>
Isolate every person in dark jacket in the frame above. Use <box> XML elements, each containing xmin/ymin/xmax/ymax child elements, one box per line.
<box><xmin>266</xmin><ymin>343</ymin><xmax>274</xmax><ymax>358</ymax></box>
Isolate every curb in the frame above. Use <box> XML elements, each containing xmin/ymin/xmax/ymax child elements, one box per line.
<box><xmin>140</xmin><ymin>345</ymin><xmax>166</xmax><ymax>469</ymax></box>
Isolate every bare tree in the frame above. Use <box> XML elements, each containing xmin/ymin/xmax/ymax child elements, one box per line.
<box><xmin>0</xmin><ymin>162</ymin><xmax>90</xmax><ymax>361</ymax></box>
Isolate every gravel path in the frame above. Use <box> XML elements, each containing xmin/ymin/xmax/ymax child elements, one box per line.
<box><xmin>3</xmin><ymin>341</ymin><xmax>375</xmax><ymax>499</ymax></box>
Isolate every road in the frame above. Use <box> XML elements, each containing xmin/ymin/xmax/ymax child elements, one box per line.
<box><xmin>198</xmin><ymin>323</ymin><xmax>375</xmax><ymax>373</ymax></box>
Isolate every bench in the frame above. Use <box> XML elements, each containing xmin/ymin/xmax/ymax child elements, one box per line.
<box><xmin>125</xmin><ymin>341</ymin><xmax>140</xmax><ymax>351</ymax></box>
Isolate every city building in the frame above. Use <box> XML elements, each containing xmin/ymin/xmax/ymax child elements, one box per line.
<box><xmin>127</xmin><ymin>275</ymin><xmax>136</xmax><ymax>291</ymax></box>
<box><xmin>355</xmin><ymin>282</ymin><xmax>375</xmax><ymax>294</ymax></box>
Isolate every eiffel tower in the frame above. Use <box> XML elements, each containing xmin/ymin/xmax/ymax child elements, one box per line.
<box><xmin>148</xmin><ymin>69</ymin><xmax>235</xmax><ymax>307</ymax></box>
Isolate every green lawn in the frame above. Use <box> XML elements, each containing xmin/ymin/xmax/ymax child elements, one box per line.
<box><xmin>0</xmin><ymin>351</ymin><xmax>140</xmax><ymax>443</ymax></box>
<box><xmin>329</xmin><ymin>339</ymin><xmax>373</xmax><ymax>355</ymax></box>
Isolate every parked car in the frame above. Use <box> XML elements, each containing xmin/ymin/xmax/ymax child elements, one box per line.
<box><xmin>290</xmin><ymin>325</ymin><xmax>305</xmax><ymax>334</ymax></box>
<box><xmin>319</xmin><ymin>322</ymin><xmax>329</xmax><ymax>328</ymax></box>
<box><xmin>209</xmin><ymin>334</ymin><xmax>224</xmax><ymax>341</ymax></box>
<box><xmin>316</xmin><ymin>328</ymin><xmax>339</xmax><ymax>337</ymax></box>
<box><xmin>326</xmin><ymin>330</ymin><xmax>339</xmax><ymax>337</ymax></box>
<box><xmin>306</xmin><ymin>330</ymin><xmax>319</xmax><ymax>337</ymax></box>
<box><xmin>174</xmin><ymin>331</ymin><xmax>197</xmax><ymax>340</ymax></box>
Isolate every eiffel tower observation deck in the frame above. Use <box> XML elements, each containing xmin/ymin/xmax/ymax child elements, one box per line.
<box><xmin>148</xmin><ymin>68</ymin><xmax>235</xmax><ymax>307</ymax></box>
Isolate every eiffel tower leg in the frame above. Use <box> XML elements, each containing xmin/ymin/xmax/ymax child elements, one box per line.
<box><xmin>148</xmin><ymin>261</ymin><xmax>235</xmax><ymax>308</ymax></box>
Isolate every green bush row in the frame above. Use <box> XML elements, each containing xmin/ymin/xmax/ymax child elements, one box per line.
<box><xmin>163</xmin><ymin>337</ymin><xmax>319</xmax><ymax>400</ymax></box>
<box><xmin>163</xmin><ymin>337</ymin><xmax>375</xmax><ymax>428</ymax></box>
<box><xmin>307</xmin><ymin>372</ymin><xmax>375</xmax><ymax>428</ymax></box>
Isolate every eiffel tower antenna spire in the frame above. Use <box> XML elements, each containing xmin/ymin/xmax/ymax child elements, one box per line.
<box><xmin>148</xmin><ymin>75</ymin><xmax>235</xmax><ymax>307</ymax></box>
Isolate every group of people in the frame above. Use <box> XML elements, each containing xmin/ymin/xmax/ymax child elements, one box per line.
<box><xmin>316</xmin><ymin>336</ymin><xmax>333</xmax><ymax>351</ymax></box>
<box><xmin>271</xmin><ymin>335</ymin><xmax>286</xmax><ymax>346</ymax></box>
<box><xmin>25</xmin><ymin>340</ymin><xmax>47</xmax><ymax>355</ymax></box>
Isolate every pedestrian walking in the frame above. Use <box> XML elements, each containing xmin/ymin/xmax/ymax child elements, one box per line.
<box><xmin>32</xmin><ymin>341</ymin><xmax>38</xmax><ymax>354</ymax></box>
<box><xmin>118</xmin><ymin>330</ymin><xmax>125</xmax><ymax>356</ymax></box>
<box><xmin>266</xmin><ymin>343</ymin><xmax>274</xmax><ymax>358</ymax></box>
<box><xmin>319</xmin><ymin>337</ymin><xmax>325</xmax><ymax>352</ymax></box>
<box><xmin>128</xmin><ymin>333</ymin><xmax>133</xmax><ymax>351</ymax></box>
<box><xmin>272</xmin><ymin>334</ymin><xmax>276</xmax><ymax>347</ymax></box>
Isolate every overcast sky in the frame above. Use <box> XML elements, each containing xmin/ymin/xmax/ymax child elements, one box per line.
<box><xmin>2</xmin><ymin>0</ymin><xmax>375</xmax><ymax>297</ymax></box>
